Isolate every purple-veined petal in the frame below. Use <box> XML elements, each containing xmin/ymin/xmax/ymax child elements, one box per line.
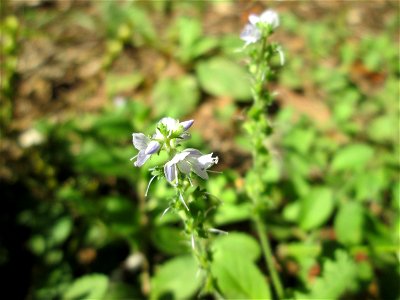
<box><xmin>132</xmin><ymin>133</ymin><xmax>150</xmax><ymax>150</ymax></box>
<box><xmin>145</xmin><ymin>141</ymin><xmax>160</xmax><ymax>155</ymax></box>
<box><xmin>180</xmin><ymin>119</ymin><xmax>194</xmax><ymax>131</ymax></box>
<box><xmin>164</xmin><ymin>162</ymin><xmax>177</xmax><ymax>182</ymax></box>
<box><xmin>134</xmin><ymin>151</ymin><xmax>150</xmax><ymax>167</ymax></box>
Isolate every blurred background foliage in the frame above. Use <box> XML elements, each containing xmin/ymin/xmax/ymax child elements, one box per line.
<box><xmin>0</xmin><ymin>1</ymin><xmax>399</xmax><ymax>299</ymax></box>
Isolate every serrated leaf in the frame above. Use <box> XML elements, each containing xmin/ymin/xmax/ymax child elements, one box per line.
<box><xmin>331</xmin><ymin>143</ymin><xmax>374</xmax><ymax>172</ymax></box>
<box><xmin>212</xmin><ymin>251</ymin><xmax>271</xmax><ymax>299</ymax></box>
<box><xmin>63</xmin><ymin>274</ymin><xmax>109</xmax><ymax>300</ymax></box>
<box><xmin>296</xmin><ymin>250</ymin><xmax>359</xmax><ymax>299</ymax></box>
<box><xmin>150</xmin><ymin>255</ymin><xmax>202</xmax><ymax>300</ymax></box>
<box><xmin>334</xmin><ymin>202</ymin><xmax>364</xmax><ymax>245</ymax></box>
<box><xmin>196</xmin><ymin>57</ymin><xmax>252</xmax><ymax>101</ymax></box>
<box><xmin>300</xmin><ymin>187</ymin><xmax>334</xmax><ymax>230</ymax></box>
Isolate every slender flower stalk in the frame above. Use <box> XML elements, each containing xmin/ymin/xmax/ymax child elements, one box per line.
<box><xmin>240</xmin><ymin>8</ymin><xmax>285</xmax><ymax>299</ymax></box>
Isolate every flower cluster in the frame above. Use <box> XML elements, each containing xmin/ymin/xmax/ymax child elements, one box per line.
<box><xmin>240</xmin><ymin>9</ymin><xmax>279</xmax><ymax>47</ymax></box>
<box><xmin>131</xmin><ymin>117</ymin><xmax>218</xmax><ymax>185</ymax></box>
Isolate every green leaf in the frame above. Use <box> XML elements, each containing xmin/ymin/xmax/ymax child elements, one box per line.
<box><xmin>334</xmin><ymin>202</ymin><xmax>364</xmax><ymax>245</ymax></box>
<box><xmin>196</xmin><ymin>57</ymin><xmax>252</xmax><ymax>101</ymax></box>
<box><xmin>295</xmin><ymin>250</ymin><xmax>359</xmax><ymax>299</ymax></box>
<box><xmin>150</xmin><ymin>255</ymin><xmax>202</xmax><ymax>300</ymax></box>
<box><xmin>299</xmin><ymin>187</ymin><xmax>334</xmax><ymax>230</ymax></box>
<box><xmin>103</xmin><ymin>282</ymin><xmax>142</xmax><ymax>299</ymax></box>
<box><xmin>106</xmin><ymin>73</ymin><xmax>143</xmax><ymax>97</ymax></box>
<box><xmin>63</xmin><ymin>274</ymin><xmax>109</xmax><ymax>300</ymax></box>
<box><xmin>49</xmin><ymin>216</ymin><xmax>73</xmax><ymax>246</ymax></box>
<box><xmin>331</xmin><ymin>143</ymin><xmax>374</xmax><ymax>172</ymax></box>
<box><xmin>212</xmin><ymin>252</ymin><xmax>271</xmax><ymax>299</ymax></box>
<box><xmin>151</xmin><ymin>226</ymin><xmax>189</xmax><ymax>255</ymax></box>
<box><xmin>152</xmin><ymin>75</ymin><xmax>199</xmax><ymax>119</ymax></box>
<box><xmin>214</xmin><ymin>203</ymin><xmax>252</xmax><ymax>225</ymax></box>
<box><xmin>212</xmin><ymin>232</ymin><xmax>261</xmax><ymax>262</ymax></box>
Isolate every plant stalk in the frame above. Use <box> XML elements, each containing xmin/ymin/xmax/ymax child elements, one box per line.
<box><xmin>254</xmin><ymin>214</ymin><xmax>284</xmax><ymax>299</ymax></box>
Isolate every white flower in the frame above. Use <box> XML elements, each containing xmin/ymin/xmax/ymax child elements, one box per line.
<box><xmin>240</xmin><ymin>9</ymin><xmax>279</xmax><ymax>47</ymax></box>
<box><xmin>131</xmin><ymin>133</ymin><xmax>161</xmax><ymax>167</ymax></box>
<box><xmin>240</xmin><ymin>24</ymin><xmax>262</xmax><ymax>46</ymax></box>
<box><xmin>164</xmin><ymin>148</ymin><xmax>218</xmax><ymax>183</ymax></box>
<box><xmin>249</xmin><ymin>9</ymin><xmax>279</xmax><ymax>29</ymax></box>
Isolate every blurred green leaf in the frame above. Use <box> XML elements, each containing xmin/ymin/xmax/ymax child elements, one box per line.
<box><xmin>295</xmin><ymin>250</ymin><xmax>359</xmax><ymax>299</ymax></box>
<box><xmin>331</xmin><ymin>143</ymin><xmax>374</xmax><ymax>172</ymax></box>
<box><xmin>300</xmin><ymin>187</ymin><xmax>334</xmax><ymax>230</ymax></box>
<box><xmin>214</xmin><ymin>203</ymin><xmax>252</xmax><ymax>225</ymax></box>
<box><xmin>334</xmin><ymin>202</ymin><xmax>364</xmax><ymax>245</ymax></box>
<box><xmin>106</xmin><ymin>73</ymin><xmax>143</xmax><ymax>97</ymax></box>
<box><xmin>151</xmin><ymin>226</ymin><xmax>189</xmax><ymax>255</ymax></box>
<box><xmin>152</xmin><ymin>75</ymin><xmax>199</xmax><ymax>119</ymax></box>
<box><xmin>196</xmin><ymin>57</ymin><xmax>252</xmax><ymax>101</ymax></box>
<box><xmin>63</xmin><ymin>274</ymin><xmax>109</xmax><ymax>300</ymax></box>
<box><xmin>212</xmin><ymin>232</ymin><xmax>261</xmax><ymax>262</ymax></box>
<box><xmin>150</xmin><ymin>255</ymin><xmax>202</xmax><ymax>300</ymax></box>
<box><xmin>212</xmin><ymin>251</ymin><xmax>271</xmax><ymax>299</ymax></box>
<box><xmin>103</xmin><ymin>282</ymin><xmax>142</xmax><ymax>299</ymax></box>
<box><xmin>49</xmin><ymin>216</ymin><xmax>73</xmax><ymax>246</ymax></box>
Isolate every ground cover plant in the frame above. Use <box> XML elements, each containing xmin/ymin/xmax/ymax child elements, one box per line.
<box><xmin>1</xmin><ymin>1</ymin><xmax>399</xmax><ymax>299</ymax></box>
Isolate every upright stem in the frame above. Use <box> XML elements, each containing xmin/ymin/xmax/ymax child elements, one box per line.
<box><xmin>247</xmin><ymin>33</ymin><xmax>285</xmax><ymax>299</ymax></box>
<box><xmin>254</xmin><ymin>214</ymin><xmax>284</xmax><ymax>299</ymax></box>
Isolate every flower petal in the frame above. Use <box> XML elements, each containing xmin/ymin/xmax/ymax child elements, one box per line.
<box><xmin>248</xmin><ymin>14</ymin><xmax>260</xmax><ymax>25</ymax></box>
<box><xmin>132</xmin><ymin>133</ymin><xmax>149</xmax><ymax>150</ymax></box>
<box><xmin>164</xmin><ymin>162</ymin><xmax>177</xmax><ymax>182</ymax></box>
<box><xmin>198</xmin><ymin>153</ymin><xmax>218</xmax><ymax>169</ymax></box>
<box><xmin>191</xmin><ymin>161</ymin><xmax>209</xmax><ymax>180</ymax></box>
<box><xmin>240</xmin><ymin>24</ymin><xmax>261</xmax><ymax>44</ymax></box>
<box><xmin>160</xmin><ymin>117</ymin><xmax>179</xmax><ymax>131</ymax></box>
<box><xmin>145</xmin><ymin>141</ymin><xmax>160</xmax><ymax>155</ymax></box>
<box><xmin>259</xmin><ymin>9</ymin><xmax>279</xmax><ymax>28</ymax></box>
<box><xmin>177</xmin><ymin>160</ymin><xmax>191</xmax><ymax>174</ymax></box>
<box><xmin>134</xmin><ymin>151</ymin><xmax>150</xmax><ymax>167</ymax></box>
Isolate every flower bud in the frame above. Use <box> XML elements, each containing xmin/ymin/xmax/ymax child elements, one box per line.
<box><xmin>180</xmin><ymin>120</ymin><xmax>194</xmax><ymax>131</ymax></box>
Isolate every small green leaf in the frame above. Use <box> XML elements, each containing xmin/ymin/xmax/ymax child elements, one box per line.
<box><xmin>150</xmin><ymin>255</ymin><xmax>202</xmax><ymax>300</ymax></box>
<box><xmin>63</xmin><ymin>274</ymin><xmax>109</xmax><ymax>300</ymax></box>
<box><xmin>334</xmin><ymin>202</ymin><xmax>364</xmax><ymax>245</ymax></box>
<box><xmin>49</xmin><ymin>216</ymin><xmax>73</xmax><ymax>246</ymax></box>
<box><xmin>151</xmin><ymin>226</ymin><xmax>189</xmax><ymax>255</ymax></box>
<box><xmin>300</xmin><ymin>187</ymin><xmax>334</xmax><ymax>230</ymax></box>
<box><xmin>212</xmin><ymin>232</ymin><xmax>261</xmax><ymax>262</ymax></box>
<box><xmin>106</xmin><ymin>73</ymin><xmax>143</xmax><ymax>97</ymax></box>
<box><xmin>196</xmin><ymin>57</ymin><xmax>252</xmax><ymax>101</ymax></box>
<box><xmin>214</xmin><ymin>203</ymin><xmax>252</xmax><ymax>225</ymax></box>
<box><xmin>331</xmin><ymin>143</ymin><xmax>374</xmax><ymax>172</ymax></box>
<box><xmin>212</xmin><ymin>252</ymin><xmax>271</xmax><ymax>299</ymax></box>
